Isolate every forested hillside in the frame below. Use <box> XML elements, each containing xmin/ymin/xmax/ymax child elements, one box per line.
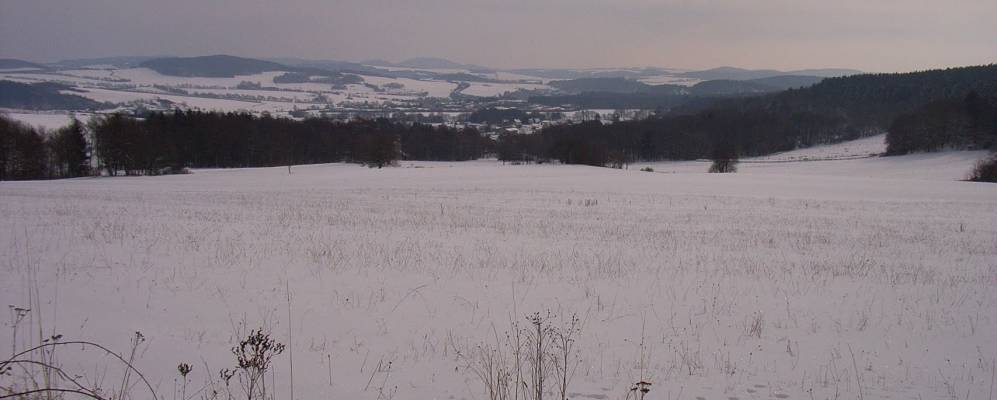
<box><xmin>509</xmin><ymin>65</ymin><xmax>997</xmax><ymax>166</ymax></box>
<box><xmin>887</xmin><ymin>91</ymin><xmax>997</xmax><ymax>154</ymax></box>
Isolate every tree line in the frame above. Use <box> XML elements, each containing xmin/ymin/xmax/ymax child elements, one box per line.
<box><xmin>886</xmin><ymin>91</ymin><xmax>997</xmax><ymax>154</ymax></box>
<box><xmin>0</xmin><ymin>111</ymin><xmax>493</xmax><ymax>180</ymax></box>
<box><xmin>0</xmin><ymin>115</ymin><xmax>88</xmax><ymax>180</ymax></box>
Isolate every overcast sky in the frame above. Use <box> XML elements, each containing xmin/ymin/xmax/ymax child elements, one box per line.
<box><xmin>1</xmin><ymin>0</ymin><xmax>995</xmax><ymax>72</ymax></box>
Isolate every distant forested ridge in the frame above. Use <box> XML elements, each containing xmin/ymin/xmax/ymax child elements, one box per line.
<box><xmin>534</xmin><ymin>75</ymin><xmax>825</xmax><ymax>109</ymax></box>
<box><xmin>510</xmin><ymin>64</ymin><xmax>997</xmax><ymax>166</ymax></box>
<box><xmin>0</xmin><ymin>80</ymin><xmax>109</xmax><ymax>110</ymax></box>
<box><xmin>140</xmin><ymin>55</ymin><xmax>287</xmax><ymax>77</ymax></box>
<box><xmin>0</xmin><ymin>58</ymin><xmax>47</xmax><ymax>70</ymax></box>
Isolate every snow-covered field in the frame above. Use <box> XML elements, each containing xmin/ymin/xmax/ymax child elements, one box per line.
<box><xmin>0</xmin><ymin>68</ymin><xmax>450</xmax><ymax>112</ymax></box>
<box><xmin>2</xmin><ymin>140</ymin><xmax>996</xmax><ymax>400</ymax></box>
<box><xmin>636</xmin><ymin>75</ymin><xmax>703</xmax><ymax>87</ymax></box>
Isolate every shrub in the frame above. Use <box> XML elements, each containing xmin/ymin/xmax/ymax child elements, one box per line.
<box><xmin>969</xmin><ymin>154</ymin><xmax>997</xmax><ymax>182</ymax></box>
<box><xmin>708</xmin><ymin>142</ymin><xmax>739</xmax><ymax>173</ymax></box>
<box><xmin>226</xmin><ymin>329</ymin><xmax>285</xmax><ymax>400</ymax></box>
<box><xmin>460</xmin><ymin>312</ymin><xmax>581</xmax><ymax>400</ymax></box>
<box><xmin>708</xmin><ymin>159</ymin><xmax>738</xmax><ymax>173</ymax></box>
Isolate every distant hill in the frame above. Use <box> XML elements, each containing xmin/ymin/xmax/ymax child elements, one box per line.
<box><xmin>270</xmin><ymin>58</ymin><xmax>387</xmax><ymax>76</ymax></box>
<box><xmin>681</xmin><ymin>67</ymin><xmax>784</xmax><ymax>81</ymax></box>
<box><xmin>55</xmin><ymin>56</ymin><xmax>163</xmax><ymax>69</ymax></box>
<box><xmin>509</xmin><ymin>69</ymin><xmax>589</xmax><ymax>80</ymax></box>
<box><xmin>360</xmin><ymin>59</ymin><xmax>395</xmax><ymax>67</ymax></box>
<box><xmin>690</xmin><ymin>76</ymin><xmax>825</xmax><ymax>96</ymax></box>
<box><xmin>681</xmin><ymin>66</ymin><xmax>861</xmax><ymax>81</ymax></box>
<box><xmin>368</xmin><ymin>57</ymin><xmax>495</xmax><ymax>73</ymax></box>
<box><xmin>0</xmin><ymin>80</ymin><xmax>109</xmax><ymax>110</ymax></box>
<box><xmin>511</xmin><ymin>67</ymin><xmax>671</xmax><ymax>80</ymax></box>
<box><xmin>0</xmin><ymin>59</ymin><xmax>46</xmax><ymax>70</ymax></box>
<box><xmin>140</xmin><ymin>55</ymin><xmax>288</xmax><ymax>77</ymax></box>
<box><xmin>396</xmin><ymin>57</ymin><xmax>492</xmax><ymax>71</ymax></box>
<box><xmin>396</xmin><ymin>57</ymin><xmax>467</xmax><ymax>70</ymax></box>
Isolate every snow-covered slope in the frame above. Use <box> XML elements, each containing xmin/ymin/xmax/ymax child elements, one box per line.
<box><xmin>752</xmin><ymin>134</ymin><xmax>887</xmax><ymax>161</ymax></box>
<box><xmin>0</xmin><ymin>63</ymin><xmax>560</xmax><ymax>116</ymax></box>
<box><xmin>0</xmin><ymin>110</ymin><xmax>92</xmax><ymax>130</ymax></box>
<box><xmin>642</xmin><ymin>134</ymin><xmax>991</xmax><ymax>181</ymax></box>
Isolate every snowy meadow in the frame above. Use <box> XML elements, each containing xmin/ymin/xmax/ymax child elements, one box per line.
<box><xmin>2</xmin><ymin>144</ymin><xmax>997</xmax><ymax>400</ymax></box>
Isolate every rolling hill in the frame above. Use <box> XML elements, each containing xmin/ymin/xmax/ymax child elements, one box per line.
<box><xmin>0</xmin><ymin>58</ymin><xmax>47</xmax><ymax>70</ymax></box>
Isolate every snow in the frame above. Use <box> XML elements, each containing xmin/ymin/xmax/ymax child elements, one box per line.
<box><xmin>1</xmin><ymin>65</ymin><xmax>545</xmax><ymax>110</ymax></box>
<box><xmin>636</xmin><ymin>75</ymin><xmax>703</xmax><ymax>86</ymax></box>
<box><xmin>486</xmin><ymin>71</ymin><xmax>549</xmax><ymax>83</ymax></box>
<box><xmin>460</xmin><ymin>82</ymin><xmax>548</xmax><ymax>97</ymax></box>
<box><xmin>753</xmin><ymin>134</ymin><xmax>888</xmax><ymax>161</ymax></box>
<box><xmin>359</xmin><ymin>75</ymin><xmax>458</xmax><ymax>98</ymax></box>
<box><xmin>0</xmin><ymin>110</ymin><xmax>93</xmax><ymax>130</ymax></box>
<box><xmin>2</xmin><ymin>136</ymin><xmax>996</xmax><ymax>400</ymax></box>
<box><xmin>66</xmin><ymin>88</ymin><xmax>309</xmax><ymax>113</ymax></box>
<box><xmin>58</xmin><ymin>68</ymin><xmax>121</xmax><ymax>80</ymax></box>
